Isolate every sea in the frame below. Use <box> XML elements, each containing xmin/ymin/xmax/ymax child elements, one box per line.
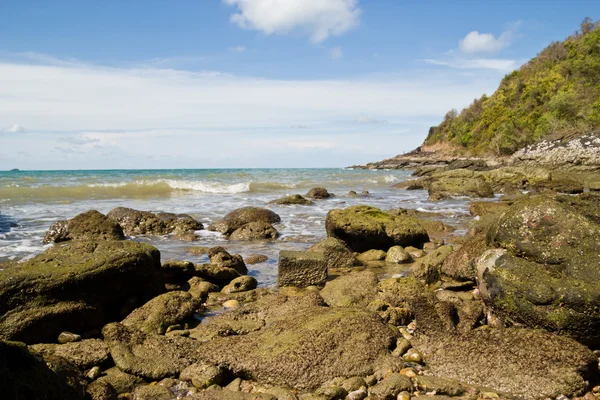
<box><xmin>0</xmin><ymin>168</ymin><xmax>474</xmax><ymax>286</ymax></box>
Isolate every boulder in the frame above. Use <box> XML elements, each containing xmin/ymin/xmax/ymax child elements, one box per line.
<box><xmin>412</xmin><ymin>245</ymin><xmax>454</xmax><ymax>284</ymax></box>
<box><xmin>29</xmin><ymin>339</ymin><xmax>110</xmax><ymax>370</ymax></box>
<box><xmin>441</xmin><ymin>235</ymin><xmax>486</xmax><ymax>281</ymax></box>
<box><xmin>469</xmin><ymin>201</ymin><xmax>510</xmax><ymax>217</ymax></box>
<box><xmin>306</xmin><ymin>187</ymin><xmax>331</xmax><ymax>199</ymax></box>
<box><xmin>428</xmin><ymin>170</ymin><xmax>494</xmax><ymax>201</ymax></box>
<box><xmin>277</xmin><ymin>251</ymin><xmax>328</xmax><ymax>288</ymax></box>
<box><xmin>161</xmin><ymin>260</ymin><xmax>196</xmax><ymax>284</ymax></box>
<box><xmin>479</xmin><ymin>194</ymin><xmax>600</xmax><ymax>345</ymax></box>
<box><xmin>221</xmin><ymin>276</ymin><xmax>258</xmax><ymax>294</ymax></box>
<box><xmin>194</xmin><ymin>263</ymin><xmax>241</xmax><ymax>285</ymax></box>
<box><xmin>307</xmin><ymin>237</ymin><xmax>360</xmax><ymax>269</ymax></box>
<box><xmin>188</xmin><ymin>277</ymin><xmax>220</xmax><ymax>299</ymax></box>
<box><xmin>209</xmin><ymin>247</ymin><xmax>248</xmax><ymax>275</ymax></box>
<box><xmin>102</xmin><ymin>322</ymin><xmax>199</xmax><ymax>380</ymax></box>
<box><xmin>326</xmin><ymin>206</ymin><xmax>429</xmax><ymax>252</ymax></box>
<box><xmin>357</xmin><ymin>249</ymin><xmax>387</xmax><ymax>263</ymax></box>
<box><xmin>229</xmin><ymin>221</ymin><xmax>279</xmax><ymax>241</ymax></box>
<box><xmin>385</xmin><ymin>246</ymin><xmax>412</xmax><ymax>264</ymax></box>
<box><xmin>208</xmin><ymin>207</ymin><xmax>281</xmax><ymax>235</ymax></box>
<box><xmin>122</xmin><ymin>291</ymin><xmax>201</xmax><ymax>334</ymax></box>
<box><xmin>43</xmin><ymin>210</ymin><xmax>125</xmax><ymax>244</ymax></box>
<box><xmin>368</xmin><ymin>373</ymin><xmax>412</xmax><ymax>399</ymax></box>
<box><xmin>96</xmin><ymin>367</ymin><xmax>144</xmax><ymax>394</ymax></box>
<box><xmin>269</xmin><ymin>194</ymin><xmax>314</xmax><ymax>205</ymax></box>
<box><xmin>0</xmin><ymin>241</ymin><xmax>164</xmax><ymax>344</ymax></box>
<box><xmin>320</xmin><ymin>271</ymin><xmax>378</xmax><ymax>308</ymax></box>
<box><xmin>196</xmin><ymin>293</ymin><xmax>399</xmax><ymax>391</ymax></box>
<box><xmin>107</xmin><ymin>207</ymin><xmax>201</xmax><ymax>236</ymax></box>
<box><xmin>0</xmin><ymin>340</ymin><xmax>85</xmax><ymax>400</ymax></box>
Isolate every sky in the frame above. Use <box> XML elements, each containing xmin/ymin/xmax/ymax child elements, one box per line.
<box><xmin>0</xmin><ymin>0</ymin><xmax>598</xmax><ymax>170</ymax></box>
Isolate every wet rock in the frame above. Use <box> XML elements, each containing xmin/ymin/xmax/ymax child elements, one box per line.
<box><xmin>107</xmin><ymin>207</ymin><xmax>201</xmax><ymax>236</ymax></box>
<box><xmin>326</xmin><ymin>206</ymin><xmax>429</xmax><ymax>253</ymax></box>
<box><xmin>278</xmin><ymin>250</ymin><xmax>328</xmax><ymax>288</ymax></box>
<box><xmin>245</xmin><ymin>254</ymin><xmax>268</xmax><ymax>264</ymax></box>
<box><xmin>385</xmin><ymin>246</ymin><xmax>412</xmax><ymax>264</ymax></box>
<box><xmin>122</xmin><ymin>291</ymin><xmax>201</xmax><ymax>335</ymax></box>
<box><xmin>229</xmin><ymin>221</ymin><xmax>279</xmax><ymax>241</ymax></box>
<box><xmin>427</xmin><ymin>169</ymin><xmax>494</xmax><ymax>201</ymax></box>
<box><xmin>357</xmin><ymin>249</ymin><xmax>387</xmax><ymax>263</ymax></box>
<box><xmin>208</xmin><ymin>207</ymin><xmax>281</xmax><ymax>235</ymax></box>
<box><xmin>441</xmin><ymin>235</ymin><xmax>486</xmax><ymax>282</ymax></box>
<box><xmin>196</xmin><ymin>293</ymin><xmax>398</xmax><ymax>391</ymax></box>
<box><xmin>102</xmin><ymin>322</ymin><xmax>199</xmax><ymax>380</ymax></box>
<box><xmin>221</xmin><ymin>276</ymin><xmax>258</xmax><ymax>294</ymax></box>
<box><xmin>44</xmin><ymin>210</ymin><xmax>125</xmax><ymax>244</ymax></box>
<box><xmin>404</xmin><ymin>246</ymin><xmax>425</xmax><ymax>259</ymax></box>
<box><xmin>161</xmin><ymin>260</ymin><xmax>196</xmax><ymax>284</ymax></box>
<box><xmin>412</xmin><ymin>245</ymin><xmax>453</xmax><ymax>284</ymax></box>
<box><xmin>209</xmin><ymin>247</ymin><xmax>248</xmax><ymax>275</ymax></box>
<box><xmin>270</xmin><ymin>194</ymin><xmax>314</xmax><ymax>205</ymax></box>
<box><xmin>86</xmin><ymin>380</ymin><xmax>118</xmax><ymax>400</ymax></box>
<box><xmin>194</xmin><ymin>263</ymin><xmax>241</xmax><ymax>285</ymax></box>
<box><xmin>413</xmin><ymin>376</ymin><xmax>464</xmax><ymax>396</ymax></box>
<box><xmin>306</xmin><ymin>187</ymin><xmax>332</xmax><ymax>199</ymax></box>
<box><xmin>480</xmin><ymin>194</ymin><xmax>600</xmax><ymax>345</ymax></box>
<box><xmin>320</xmin><ymin>271</ymin><xmax>378</xmax><ymax>308</ymax></box>
<box><xmin>188</xmin><ymin>277</ymin><xmax>220</xmax><ymax>299</ymax></box>
<box><xmin>0</xmin><ymin>240</ymin><xmax>164</xmax><ymax>344</ymax></box>
<box><xmin>180</xmin><ymin>362</ymin><xmax>227</xmax><ymax>389</ymax></box>
<box><xmin>307</xmin><ymin>237</ymin><xmax>360</xmax><ymax>270</ymax></box>
<box><xmin>1</xmin><ymin>340</ymin><xmax>85</xmax><ymax>400</ymax></box>
<box><xmin>30</xmin><ymin>338</ymin><xmax>110</xmax><ymax>370</ymax></box>
<box><xmin>96</xmin><ymin>367</ymin><xmax>145</xmax><ymax>394</ymax></box>
<box><xmin>185</xmin><ymin>246</ymin><xmax>211</xmax><ymax>255</ymax></box>
<box><xmin>401</xmin><ymin>348</ymin><xmax>423</xmax><ymax>364</ymax></box>
<box><xmin>368</xmin><ymin>373</ymin><xmax>412</xmax><ymax>399</ymax></box>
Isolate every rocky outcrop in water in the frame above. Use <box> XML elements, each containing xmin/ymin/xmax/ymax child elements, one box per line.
<box><xmin>208</xmin><ymin>207</ymin><xmax>281</xmax><ymax>240</ymax></box>
<box><xmin>107</xmin><ymin>207</ymin><xmax>202</xmax><ymax>236</ymax></box>
<box><xmin>43</xmin><ymin>210</ymin><xmax>125</xmax><ymax>244</ymax></box>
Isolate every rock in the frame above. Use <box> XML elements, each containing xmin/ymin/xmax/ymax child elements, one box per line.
<box><xmin>346</xmin><ymin>389</ymin><xmax>368</xmax><ymax>400</ymax></box>
<box><xmin>0</xmin><ymin>240</ymin><xmax>164</xmax><ymax>344</ymax></box>
<box><xmin>469</xmin><ymin>201</ymin><xmax>510</xmax><ymax>217</ymax></box>
<box><xmin>107</xmin><ymin>207</ymin><xmax>201</xmax><ymax>236</ymax></box>
<box><xmin>427</xmin><ymin>170</ymin><xmax>494</xmax><ymax>201</ymax></box>
<box><xmin>30</xmin><ymin>338</ymin><xmax>110</xmax><ymax>370</ymax></box>
<box><xmin>161</xmin><ymin>260</ymin><xmax>196</xmax><ymax>284</ymax></box>
<box><xmin>132</xmin><ymin>385</ymin><xmax>173</xmax><ymax>400</ymax></box>
<box><xmin>413</xmin><ymin>376</ymin><xmax>465</xmax><ymax>396</ymax></box>
<box><xmin>122</xmin><ymin>291</ymin><xmax>200</xmax><ymax>334</ymax></box>
<box><xmin>180</xmin><ymin>362</ymin><xmax>227</xmax><ymax>389</ymax></box>
<box><xmin>404</xmin><ymin>246</ymin><xmax>425</xmax><ymax>259</ymax></box>
<box><xmin>314</xmin><ymin>385</ymin><xmax>347</xmax><ymax>399</ymax></box>
<box><xmin>86</xmin><ymin>380</ymin><xmax>118</xmax><ymax>400</ymax></box>
<box><xmin>42</xmin><ymin>353</ymin><xmax>88</xmax><ymax>399</ymax></box>
<box><xmin>341</xmin><ymin>377</ymin><xmax>367</xmax><ymax>393</ymax></box>
<box><xmin>391</xmin><ymin>338</ymin><xmax>411</xmax><ymax>357</ymax></box>
<box><xmin>385</xmin><ymin>246</ymin><xmax>412</xmax><ymax>264</ymax></box>
<box><xmin>306</xmin><ymin>187</ymin><xmax>331</xmax><ymax>199</ymax></box>
<box><xmin>368</xmin><ymin>373</ymin><xmax>412</xmax><ymax>399</ymax></box>
<box><xmin>193</xmin><ymin>391</ymin><xmax>277</xmax><ymax>400</ymax></box>
<box><xmin>326</xmin><ymin>206</ymin><xmax>429</xmax><ymax>252</ymax></box>
<box><xmin>195</xmin><ymin>293</ymin><xmax>399</xmax><ymax>391</ymax></box>
<box><xmin>307</xmin><ymin>237</ymin><xmax>360</xmax><ymax>270</ymax></box>
<box><xmin>278</xmin><ymin>251</ymin><xmax>328</xmax><ymax>288</ymax></box>
<box><xmin>96</xmin><ymin>367</ymin><xmax>145</xmax><ymax>394</ymax></box>
<box><xmin>86</xmin><ymin>366</ymin><xmax>102</xmax><ymax>380</ymax></box>
<box><xmin>209</xmin><ymin>247</ymin><xmax>248</xmax><ymax>275</ymax></box>
<box><xmin>102</xmin><ymin>322</ymin><xmax>199</xmax><ymax>380</ymax></box>
<box><xmin>44</xmin><ymin>210</ymin><xmax>125</xmax><ymax>244</ymax></box>
<box><xmin>412</xmin><ymin>245</ymin><xmax>453</xmax><ymax>284</ymax></box>
<box><xmin>245</xmin><ymin>254</ymin><xmax>268</xmax><ymax>264</ymax></box>
<box><xmin>223</xmin><ymin>299</ymin><xmax>240</xmax><ymax>309</ymax></box>
<box><xmin>194</xmin><ymin>263</ymin><xmax>241</xmax><ymax>285</ymax></box>
<box><xmin>434</xmin><ymin>290</ymin><xmax>484</xmax><ymax>332</ymax></box>
<box><xmin>208</xmin><ymin>207</ymin><xmax>281</xmax><ymax>235</ymax></box>
<box><xmin>229</xmin><ymin>221</ymin><xmax>279</xmax><ymax>241</ymax></box>
<box><xmin>480</xmin><ymin>194</ymin><xmax>600</xmax><ymax>345</ymax></box>
<box><xmin>188</xmin><ymin>277</ymin><xmax>220</xmax><ymax>299</ymax></box>
<box><xmin>0</xmin><ymin>340</ymin><xmax>85</xmax><ymax>400</ymax></box>
<box><xmin>401</xmin><ymin>348</ymin><xmax>423</xmax><ymax>364</ymax></box>
<box><xmin>221</xmin><ymin>276</ymin><xmax>258</xmax><ymax>294</ymax></box>
<box><xmin>441</xmin><ymin>235</ymin><xmax>486</xmax><ymax>282</ymax></box>
<box><xmin>320</xmin><ymin>271</ymin><xmax>378</xmax><ymax>308</ymax></box>
<box><xmin>356</xmin><ymin>249</ymin><xmax>387</xmax><ymax>263</ymax></box>
<box><xmin>58</xmin><ymin>331</ymin><xmax>82</xmax><ymax>344</ymax></box>
<box><xmin>185</xmin><ymin>246</ymin><xmax>211</xmax><ymax>255</ymax></box>
<box><xmin>270</xmin><ymin>194</ymin><xmax>314</xmax><ymax>205</ymax></box>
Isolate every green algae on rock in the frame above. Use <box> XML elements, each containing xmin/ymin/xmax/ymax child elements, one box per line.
<box><xmin>0</xmin><ymin>240</ymin><xmax>164</xmax><ymax>344</ymax></box>
<box><xmin>43</xmin><ymin>209</ymin><xmax>125</xmax><ymax>244</ymax></box>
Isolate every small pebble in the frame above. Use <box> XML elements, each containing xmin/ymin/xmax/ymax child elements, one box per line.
<box><xmin>347</xmin><ymin>388</ymin><xmax>368</xmax><ymax>400</ymax></box>
<box><xmin>397</xmin><ymin>391</ymin><xmax>411</xmax><ymax>400</ymax></box>
<box><xmin>223</xmin><ymin>299</ymin><xmax>240</xmax><ymax>309</ymax></box>
<box><xmin>58</xmin><ymin>331</ymin><xmax>81</xmax><ymax>344</ymax></box>
<box><xmin>480</xmin><ymin>392</ymin><xmax>499</xmax><ymax>399</ymax></box>
<box><xmin>86</xmin><ymin>366</ymin><xmax>102</xmax><ymax>380</ymax></box>
<box><xmin>399</xmin><ymin>328</ymin><xmax>413</xmax><ymax>340</ymax></box>
<box><xmin>399</xmin><ymin>368</ymin><xmax>417</xmax><ymax>378</ymax></box>
<box><xmin>402</xmin><ymin>348</ymin><xmax>423</xmax><ymax>364</ymax></box>
<box><xmin>391</xmin><ymin>338</ymin><xmax>411</xmax><ymax>358</ymax></box>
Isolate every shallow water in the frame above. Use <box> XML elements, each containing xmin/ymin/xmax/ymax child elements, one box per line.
<box><xmin>0</xmin><ymin>168</ymin><xmax>475</xmax><ymax>286</ymax></box>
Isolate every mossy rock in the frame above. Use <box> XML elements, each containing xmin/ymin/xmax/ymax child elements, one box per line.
<box><xmin>326</xmin><ymin>205</ymin><xmax>429</xmax><ymax>252</ymax></box>
<box><xmin>307</xmin><ymin>237</ymin><xmax>360</xmax><ymax>269</ymax></box>
<box><xmin>0</xmin><ymin>240</ymin><xmax>164</xmax><ymax>344</ymax></box>
<box><xmin>43</xmin><ymin>210</ymin><xmax>125</xmax><ymax>244</ymax></box>
<box><xmin>320</xmin><ymin>271</ymin><xmax>378</xmax><ymax>308</ymax></box>
<box><xmin>208</xmin><ymin>207</ymin><xmax>281</xmax><ymax>235</ymax></box>
<box><xmin>229</xmin><ymin>222</ymin><xmax>279</xmax><ymax>241</ymax></box>
<box><xmin>480</xmin><ymin>194</ymin><xmax>600</xmax><ymax>345</ymax></box>
<box><xmin>269</xmin><ymin>194</ymin><xmax>314</xmax><ymax>205</ymax></box>
<box><xmin>428</xmin><ymin>171</ymin><xmax>494</xmax><ymax>201</ymax></box>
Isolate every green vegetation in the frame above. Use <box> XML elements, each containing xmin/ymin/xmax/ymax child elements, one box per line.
<box><xmin>425</xmin><ymin>19</ymin><xmax>600</xmax><ymax>155</ymax></box>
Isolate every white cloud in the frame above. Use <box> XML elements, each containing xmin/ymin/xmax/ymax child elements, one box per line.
<box><xmin>355</xmin><ymin>115</ymin><xmax>387</xmax><ymax>124</ymax></box>
<box><xmin>459</xmin><ymin>22</ymin><xmax>521</xmax><ymax>54</ymax></box>
<box><xmin>329</xmin><ymin>46</ymin><xmax>343</xmax><ymax>59</ymax></box>
<box><xmin>228</xmin><ymin>45</ymin><xmax>247</xmax><ymax>52</ymax></box>
<box><xmin>424</xmin><ymin>58</ymin><xmax>518</xmax><ymax>71</ymax></box>
<box><xmin>2</xmin><ymin>123</ymin><xmax>25</xmax><ymax>133</ymax></box>
<box><xmin>224</xmin><ymin>0</ymin><xmax>361</xmax><ymax>43</ymax></box>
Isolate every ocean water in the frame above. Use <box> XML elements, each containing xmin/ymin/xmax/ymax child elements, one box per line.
<box><xmin>0</xmin><ymin>168</ymin><xmax>473</xmax><ymax>286</ymax></box>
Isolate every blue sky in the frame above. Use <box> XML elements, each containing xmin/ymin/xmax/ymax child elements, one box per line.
<box><xmin>0</xmin><ymin>0</ymin><xmax>598</xmax><ymax>169</ymax></box>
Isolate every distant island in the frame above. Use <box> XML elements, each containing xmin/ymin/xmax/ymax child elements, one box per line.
<box><xmin>9</xmin><ymin>169</ymin><xmax>20</xmax><ymax>172</ymax></box>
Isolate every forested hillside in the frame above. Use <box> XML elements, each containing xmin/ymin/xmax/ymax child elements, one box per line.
<box><xmin>424</xmin><ymin>19</ymin><xmax>600</xmax><ymax>155</ymax></box>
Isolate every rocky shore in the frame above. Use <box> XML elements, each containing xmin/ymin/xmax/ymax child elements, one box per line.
<box><xmin>2</xmin><ymin>180</ymin><xmax>600</xmax><ymax>400</ymax></box>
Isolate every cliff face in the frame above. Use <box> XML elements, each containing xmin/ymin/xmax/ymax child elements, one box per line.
<box><xmin>423</xmin><ymin>19</ymin><xmax>600</xmax><ymax>156</ymax></box>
